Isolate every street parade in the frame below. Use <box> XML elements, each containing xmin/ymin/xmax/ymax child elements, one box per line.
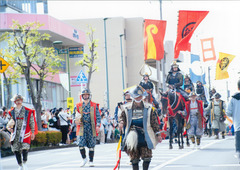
<box><xmin>1</xmin><ymin>1</ymin><xmax>240</xmax><ymax>170</ymax></box>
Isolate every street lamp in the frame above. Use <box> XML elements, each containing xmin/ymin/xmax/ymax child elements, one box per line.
<box><xmin>53</xmin><ymin>41</ymin><xmax>71</xmax><ymax>97</ymax></box>
<box><xmin>103</xmin><ymin>18</ymin><xmax>110</xmax><ymax>109</ymax></box>
<box><xmin>119</xmin><ymin>34</ymin><xmax>125</xmax><ymax>92</ymax></box>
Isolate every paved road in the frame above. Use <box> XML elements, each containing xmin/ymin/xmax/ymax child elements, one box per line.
<box><xmin>1</xmin><ymin>136</ymin><xmax>239</xmax><ymax>170</ymax></box>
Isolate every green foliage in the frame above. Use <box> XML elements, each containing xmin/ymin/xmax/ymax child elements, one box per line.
<box><xmin>1</xmin><ymin>20</ymin><xmax>64</xmax><ymax>128</ymax></box>
<box><xmin>45</xmin><ymin>131</ymin><xmax>62</xmax><ymax>145</ymax></box>
<box><xmin>32</xmin><ymin>131</ymin><xmax>47</xmax><ymax>146</ymax></box>
<box><xmin>75</xmin><ymin>26</ymin><xmax>99</xmax><ymax>89</ymax></box>
<box><xmin>32</xmin><ymin>131</ymin><xmax>62</xmax><ymax>147</ymax></box>
<box><xmin>75</xmin><ymin>27</ymin><xmax>99</xmax><ymax>71</ymax></box>
<box><xmin>4</xmin><ymin>20</ymin><xmax>63</xmax><ymax>83</ymax></box>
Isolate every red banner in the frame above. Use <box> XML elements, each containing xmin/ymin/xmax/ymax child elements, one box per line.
<box><xmin>144</xmin><ymin>19</ymin><xmax>166</xmax><ymax>61</ymax></box>
<box><xmin>174</xmin><ymin>10</ymin><xmax>209</xmax><ymax>59</ymax></box>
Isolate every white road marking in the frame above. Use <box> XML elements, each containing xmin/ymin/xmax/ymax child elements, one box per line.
<box><xmin>211</xmin><ymin>164</ymin><xmax>240</xmax><ymax>167</ymax></box>
<box><xmin>165</xmin><ymin>164</ymin><xmax>192</xmax><ymax>168</ymax></box>
<box><xmin>151</xmin><ymin>138</ymin><xmax>227</xmax><ymax>170</ymax></box>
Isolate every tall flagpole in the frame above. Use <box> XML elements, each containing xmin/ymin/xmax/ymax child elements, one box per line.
<box><xmin>208</xmin><ymin>66</ymin><xmax>211</xmax><ymax>92</ymax></box>
<box><xmin>158</xmin><ymin>0</ymin><xmax>166</xmax><ymax>91</ymax></box>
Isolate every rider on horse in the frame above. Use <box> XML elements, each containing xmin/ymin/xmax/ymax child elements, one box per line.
<box><xmin>166</xmin><ymin>61</ymin><xmax>189</xmax><ymax>101</ymax></box>
<box><xmin>139</xmin><ymin>73</ymin><xmax>159</xmax><ymax>109</ymax></box>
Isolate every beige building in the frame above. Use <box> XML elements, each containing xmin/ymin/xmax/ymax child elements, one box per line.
<box><xmin>65</xmin><ymin>17</ymin><xmax>174</xmax><ymax>113</ymax></box>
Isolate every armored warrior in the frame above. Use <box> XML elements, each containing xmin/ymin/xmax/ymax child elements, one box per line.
<box><xmin>139</xmin><ymin>73</ymin><xmax>159</xmax><ymax>108</ymax></box>
<box><xmin>7</xmin><ymin>94</ymin><xmax>37</xmax><ymax>170</ymax></box>
<box><xmin>166</xmin><ymin>61</ymin><xmax>189</xmax><ymax>100</ymax></box>
<box><xmin>119</xmin><ymin>86</ymin><xmax>162</xmax><ymax>170</ymax></box>
<box><xmin>205</xmin><ymin>93</ymin><xmax>226</xmax><ymax>139</ymax></box>
<box><xmin>183</xmin><ymin>75</ymin><xmax>194</xmax><ymax>94</ymax></box>
<box><xmin>185</xmin><ymin>92</ymin><xmax>205</xmax><ymax>149</ymax></box>
<box><xmin>196</xmin><ymin>80</ymin><xmax>209</xmax><ymax>108</ymax></box>
<box><xmin>75</xmin><ymin>89</ymin><xmax>101</xmax><ymax>167</ymax></box>
<box><xmin>114</xmin><ymin>90</ymin><xmax>132</xmax><ymax>123</ymax></box>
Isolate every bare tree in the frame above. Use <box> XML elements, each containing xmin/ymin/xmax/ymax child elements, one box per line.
<box><xmin>75</xmin><ymin>26</ymin><xmax>99</xmax><ymax>90</ymax></box>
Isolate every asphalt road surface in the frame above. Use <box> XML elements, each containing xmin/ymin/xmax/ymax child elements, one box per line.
<box><xmin>1</xmin><ymin>135</ymin><xmax>239</xmax><ymax>170</ymax></box>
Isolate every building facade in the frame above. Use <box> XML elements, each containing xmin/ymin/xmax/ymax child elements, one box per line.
<box><xmin>65</xmin><ymin>17</ymin><xmax>174</xmax><ymax>113</ymax></box>
<box><xmin>0</xmin><ymin>2</ymin><xmax>85</xmax><ymax>110</ymax></box>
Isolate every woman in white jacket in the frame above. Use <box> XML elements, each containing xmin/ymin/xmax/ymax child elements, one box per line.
<box><xmin>58</xmin><ymin>108</ymin><xmax>70</xmax><ymax>145</ymax></box>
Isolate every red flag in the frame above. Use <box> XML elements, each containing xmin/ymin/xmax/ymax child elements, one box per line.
<box><xmin>174</xmin><ymin>10</ymin><xmax>209</xmax><ymax>59</ymax></box>
<box><xmin>144</xmin><ymin>19</ymin><xmax>166</xmax><ymax>61</ymax></box>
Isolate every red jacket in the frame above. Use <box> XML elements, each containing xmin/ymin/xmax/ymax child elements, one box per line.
<box><xmin>9</xmin><ymin>107</ymin><xmax>38</xmax><ymax>144</ymax></box>
<box><xmin>185</xmin><ymin>100</ymin><xmax>205</xmax><ymax>128</ymax></box>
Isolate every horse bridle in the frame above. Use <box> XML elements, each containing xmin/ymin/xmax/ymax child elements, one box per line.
<box><xmin>161</xmin><ymin>91</ymin><xmax>182</xmax><ymax>117</ymax></box>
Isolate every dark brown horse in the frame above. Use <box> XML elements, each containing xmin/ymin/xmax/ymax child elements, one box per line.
<box><xmin>160</xmin><ymin>90</ymin><xmax>189</xmax><ymax>149</ymax></box>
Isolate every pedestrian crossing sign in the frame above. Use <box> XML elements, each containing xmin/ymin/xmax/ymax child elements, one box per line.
<box><xmin>76</xmin><ymin>70</ymin><xmax>88</xmax><ymax>83</ymax></box>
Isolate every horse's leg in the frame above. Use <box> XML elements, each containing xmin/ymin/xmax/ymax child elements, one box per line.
<box><xmin>181</xmin><ymin>117</ymin><xmax>184</xmax><ymax>149</ymax></box>
<box><xmin>186</xmin><ymin>130</ymin><xmax>190</xmax><ymax>147</ymax></box>
<box><xmin>169</xmin><ymin>118</ymin><xmax>173</xmax><ymax>149</ymax></box>
<box><xmin>177</xmin><ymin>117</ymin><xmax>182</xmax><ymax>149</ymax></box>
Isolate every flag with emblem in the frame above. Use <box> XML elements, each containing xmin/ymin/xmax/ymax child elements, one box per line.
<box><xmin>215</xmin><ymin>52</ymin><xmax>235</xmax><ymax>80</ymax></box>
<box><xmin>144</xmin><ymin>19</ymin><xmax>166</xmax><ymax>61</ymax></box>
<box><xmin>174</xmin><ymin>10</ymin><xmax>209</xmax><ymax>59</ymax></box>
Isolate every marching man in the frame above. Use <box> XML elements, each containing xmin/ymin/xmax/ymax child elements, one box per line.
<box><xmin>119</xmin><ymin>86</ymin><xmax>162</xmax><ymax>170</ymax></box>
<box><xmin>7</xmin><ymin>94</ymin><xmax>37</xmax><ymax>170</ymax></box>
<box><xmin>185</xmin><ymin>92</ymin><xmax>205</xmax><ymax>149</ymax></box>
<box><xmin>75</xmin><ymin>89</ymin><xmax>101</xmax><ymax>167</ymax></box>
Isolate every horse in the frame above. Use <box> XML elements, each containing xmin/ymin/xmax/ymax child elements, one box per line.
<box><xmin>160</xmin><ymin>90</ymin><xmax>190</xmax><ymax>149</ymax></box>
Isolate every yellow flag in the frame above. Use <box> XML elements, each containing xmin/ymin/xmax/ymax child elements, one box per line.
<box><xmin>113</xmin><ymin>136</ymin><xmax>122</xmax><ymax>170</ymax></box>
<box><xmin>215</xmin><ymin>52</ymin><xmax>235</xmax><ymax>80</ymax></box>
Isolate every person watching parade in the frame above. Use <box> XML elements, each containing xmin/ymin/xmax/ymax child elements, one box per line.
<box><xmin>166</xmin><ymin>61</ymin><xmax>189</xmax><ymax>100</ymax></box>
<box><xmin>119</xmin><ymin>85</ymin><xmax>162</xmax><ymax>170</ymax></box>
<box><xmin>7</xmin><ymin>94</ymin><xmax>37</xmax><ymax>170</ymax></box>
<box><xmin>75</xmin><ymin>89</ymin><xmax>101</xmax><ymax>167</ymax></box>
<box><xmin>205</xmin><ymin>93</ymin><xmax>226</xmax><ymax>139</ymax></box>
<box><xmin>185</xmin><ymin>92</ymin><xmax>205</xmax><ymax>149</ymax></box>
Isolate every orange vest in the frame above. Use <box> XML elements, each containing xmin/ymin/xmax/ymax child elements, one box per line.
<box><xmin>76</xmin><ymin>101</ymin><xmax>99</xmax><ymax>136</ymax></box>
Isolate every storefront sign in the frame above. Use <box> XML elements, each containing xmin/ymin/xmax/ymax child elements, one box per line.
<box><xmin>69</xmin><ymin>47</ymin><xmax>83</xmax><ymax>58</ymax></box>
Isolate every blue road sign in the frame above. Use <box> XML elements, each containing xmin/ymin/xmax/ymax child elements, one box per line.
<box><xmin>76</xmin><ymin>70</ymin><xmax>88</xmax><ymax>83</ymax></box>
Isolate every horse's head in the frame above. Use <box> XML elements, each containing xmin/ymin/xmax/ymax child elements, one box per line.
<box><xmin>160</xmin><ymin>91</ymin><xmax>169</xmax><ymax>115</ymax></box>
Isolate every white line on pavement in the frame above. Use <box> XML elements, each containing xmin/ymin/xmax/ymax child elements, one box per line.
<box><xmin>151</xmin><ymin>138</ymin><xmax>227</xmax><ymax>170</ymax></box>
<box><xmin>210</xmin><ymin>164</ymin><xmax>240</xmax><ymax>167</ymax></box>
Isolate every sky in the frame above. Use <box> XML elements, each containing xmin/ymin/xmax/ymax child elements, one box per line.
<box><xmin>47</xmin><ymin>1</ymin><xmax>240</xmax><ymax>60</ymax></box>
<box><xmin>47</xmin><ymin>1</ymin><xmax>240</xmax><ymax>100</ymax></box>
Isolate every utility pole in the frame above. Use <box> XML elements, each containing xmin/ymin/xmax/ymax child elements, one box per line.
<box><xmin>157</xmin><ymin>0</ymin><xmax>166</xmax><ymax>91</ymax></box>
<box><xmin>103</xmin><ymin>18</ymin><xmax>110</xmax><ymax>109</ymax></box>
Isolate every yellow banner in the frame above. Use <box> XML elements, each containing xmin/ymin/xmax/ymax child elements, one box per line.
<box><xmin>67</xmin><ymin>97</ymin><xmax>74</xmax><ymax>113</ymax></box>
<box><xmin>215</xmin><ymin>52</ymin><xmax>235</xmax><ymax>80</ymax></box>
